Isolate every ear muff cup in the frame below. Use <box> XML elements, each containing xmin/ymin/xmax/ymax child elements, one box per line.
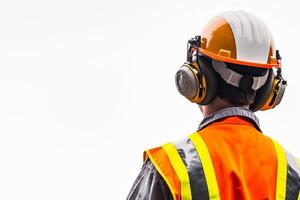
<box><xmin>175</xmin><ymin>56</ymin><xmax>218</xmax><ymax>105</ymax></box>
<box><xmin>260</xmin><ymin>76</ymin><xmax>287</xmax><ymax>111</ymax></box>
<box><xmin>273</xmin><ymin>80</ymin><xmax>286</xmax><ymax>107</ymax></box>
<box><xmin>196</xmin><ymin>56</ymin><xmax>218</xmax><ymax>105</ymax></box>
<box><xmin>250</xmin><ymin>69</ymin><xmax>274</xmax><ymax>112</ymax></box>
<box><xmin>175</xmin><ymin>65</ymin><xmax>199</xmax><ymax>100</ymax></box>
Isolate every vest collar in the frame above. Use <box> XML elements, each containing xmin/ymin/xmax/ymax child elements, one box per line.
<box><xmin>197</xmin><ymin>107</ymin><xmax>261</xmax><ymax>132</ymax></box>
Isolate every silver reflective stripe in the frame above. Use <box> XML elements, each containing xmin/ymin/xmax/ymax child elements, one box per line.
<box><xmin>198</xmin><ymin>107</ymin><xmax>261</xmax><ymax>131</ymax></box>
<box><xmin>174</xmin><ymin>138</ymin><xmax>209</xmax><ymax>200</ymax></box>
<box><xmin>285</xmin><ymin>150</ymin><xmax>300</xmax><ymax>200</ymax></box>
<box><xmin>285</xmin><ymin>151</ymin><xmax>300</xmax><ymax>177</ymax></box>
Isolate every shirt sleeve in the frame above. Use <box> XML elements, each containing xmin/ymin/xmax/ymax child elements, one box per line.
<box><xmin>126</xmin><ymin>158</ymin><xmax>173</xmax><ymax>200</ymax></box>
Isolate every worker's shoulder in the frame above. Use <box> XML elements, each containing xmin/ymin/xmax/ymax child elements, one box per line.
<box><xmin>282</xmin><ymin>145</ymin><xmax>300</xmax><ymax>171</ymax></box>
<box><xmin>266</xmin><ymin>136</ymin><xmax>300</xmax><ymax>173</ymax></box>
<box><xmin>143</xmin><ymin>132</ymin><xmax>204</xmax><ymax>161</ymax></box>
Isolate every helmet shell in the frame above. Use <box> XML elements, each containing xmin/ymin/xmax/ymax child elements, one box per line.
<box><xmin>199</xmin><ymin>11</ymin><xmax>279</xmax><ymax>68</ymax></box>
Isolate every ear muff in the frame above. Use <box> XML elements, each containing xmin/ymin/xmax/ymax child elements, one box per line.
<box><xmin>250</xmin><ymin>69</ymin><xmax>287</xmax><ymax>111</ymax></box>
<box><xmin>260</xmin><ymin>75</ymin><xmax>286</xmax><ymax>111</ymax></box>
<box><xmin>175</xmin><ymin>56</ymin><xmax>217</xmax><ymax>105</ymax></box>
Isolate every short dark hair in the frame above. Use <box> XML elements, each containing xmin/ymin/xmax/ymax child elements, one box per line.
<box><xmin>214</xmin><ymin>61</ymin><xmax>268</xmax><ymax>106</ymax></box>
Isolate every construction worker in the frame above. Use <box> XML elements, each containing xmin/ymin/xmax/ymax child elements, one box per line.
<box><xmin>127</xmin><ymin>10</ymin><xmax>300</xmax><ymax>200</ymax></box>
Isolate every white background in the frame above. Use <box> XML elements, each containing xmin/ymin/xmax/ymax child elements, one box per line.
<box><xmin>0</xmin><ymin>0</ymin><xmax>299</xmax><ymax>199</ymax></box>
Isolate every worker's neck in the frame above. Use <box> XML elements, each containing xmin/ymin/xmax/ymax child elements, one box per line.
<box><xmin>199</xmin><ymin>97</ymin><xmax>249</xmax><ymax>118</ymax></box>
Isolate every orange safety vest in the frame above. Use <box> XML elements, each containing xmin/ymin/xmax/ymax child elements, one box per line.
<box><xmin>144</xmin><ymin>114</ymin><xmax>300</xmax><ymax>200</ymax></box>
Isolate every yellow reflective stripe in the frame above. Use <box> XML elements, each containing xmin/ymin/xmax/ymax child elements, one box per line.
<box><xmin>189</xmin><ymin>133</ymin><xmax>220</xmax><ymax>200</ymax></box>
<box><xmin>271</xmin><ymin>139</ymin><xmax>287</xmax><ymax>200</ymax></box>
<box><xmin>162</xmin><ymin>143</ymin><xmax>192</xmax><ymax>200</ymax></box>
<box><xmin>144</xmin><ymin>150</ymin><xmax>177</xmax><ymax>200</ymax></box>
<box><xmin>298</xmin><ymin>191</ymin><xmax>300</xmax><ymax>200</ymax></box>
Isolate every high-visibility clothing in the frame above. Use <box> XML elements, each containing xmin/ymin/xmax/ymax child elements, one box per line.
<box><xmin>144</xmin><ymin>107</ymin><xmax>300</xmax><ymax>200</ymax></box>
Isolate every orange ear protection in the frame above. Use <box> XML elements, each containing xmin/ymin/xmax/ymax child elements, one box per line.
<box><xmin>175</xmin><ymin>36</ymin><xmax>287</xmax><ymax>111</ymax></box>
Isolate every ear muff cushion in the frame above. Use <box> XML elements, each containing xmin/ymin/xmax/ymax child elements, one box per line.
<box><xmin>250</xmin><ymin>69</ymin><xmax>274</xmax><ymax>112</ymax></box>
<box><xmin>197</xmin><ymin>56</ymin><xmax>218</xmax><ymax>105</ymax></box>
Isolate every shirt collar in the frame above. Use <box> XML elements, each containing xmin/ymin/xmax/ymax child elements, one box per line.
<box><xmin>197</xmin><ymin>107</ymin><xmax>261</xmax><ymax>132</ymax></box>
